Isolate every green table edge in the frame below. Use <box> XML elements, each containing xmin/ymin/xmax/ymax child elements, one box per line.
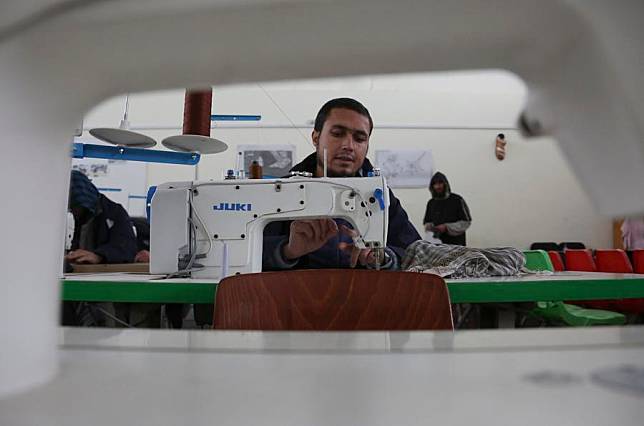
<box><xmin>447</xmin><ymin>278</ymin><xmax>644</xmax><ymax>303</ymax></box>
<box><xmin>62</xmin><ymin>280</ymin><xmax>217</xmax><ymax>304</ymax></box>
<box><xmin>61</xmin><ymin>276</ymin><xmax>644</xmax><ymax>304</ymax></box>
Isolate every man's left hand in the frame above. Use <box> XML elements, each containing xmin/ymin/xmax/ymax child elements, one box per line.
<box><xmin>338</xmin><ymin>225</ymin><xmax>383</xmax><ymax>268</ymax></box>
<box><xmin>65</xmin><ymin>249</ymin><xmax>103</xmax><ymax>264</ymax></box>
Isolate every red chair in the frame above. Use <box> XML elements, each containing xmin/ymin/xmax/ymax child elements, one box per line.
<box><xmin>564</xmin><ymin>249</ymin><xmax>606</xmax><ymax>310</ymax></box>
<box><xmin>565</xmin><ymin>249</ymin><xmax>597</xmax><ymax>272</ymax></box>
<box><xmin>593</xmin><ymin>249</ymin><xmax>644</xmax><ymax>314</ymax></box>
<box><xmin>548</xmin><ymin>251</ymin><xmax>565</xmax><ymax>271</ymax></box>
<box><xmin>595</xmin><ymin>249</ymin><xmax>633</xmax><ymax>273</ymax></box>
<box><xmin>633</xmin><ymin>250</ymin><xmax>644</xmax><ymax>274</ymax></box>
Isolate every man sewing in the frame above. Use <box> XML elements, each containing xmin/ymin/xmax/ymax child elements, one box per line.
<box><xmin>63</xmin><ymin>170</ymin><xmax>141</xmax><ymax>326</ymax></box>
<box><xmin>66</xmin><ymin>170</ymin><xmax>138</xmax><ymax>265</ymax></box>
<box><xmin>263</xmin><ymin>98</ymin><xmax>420</xmax><ymax>270</ymax></box>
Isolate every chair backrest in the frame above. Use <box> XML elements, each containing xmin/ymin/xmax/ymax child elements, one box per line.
<box><xmin>530</xmin><ymin>242</ymin><xmax>560</xmax><ymax>252</ymax></box>
<box><xmin>564</xmin><ymin>249</ymin><xmax>597</xmax><ymax>272</ymax></box>
<box><xmin>633</xmin><ymin>250</ymin><xmax>644</xmax><ymax>274</ymax></box>
<box><xmin>559</xmin><ymin>241</ymin><xmax>586</xmax><ymax>250</ymax></box>
<box><xmin>523</xmin><ymin>250</ymin><xmax>554</xmax><ymax>272</ymax></box>
<box><xmin>213</xmin><ymin>269</ymin><xmax>453</xmax><ymax>331</ymax></box>
<box><xmin>548</xmin><ymin>251</ymin><xmax>565</xmax><ymax>272</ymax></box>
<box><xmin>595</xmin><ymin>249</ymin><xmax>633</xmax><ymax>273</ymax></box>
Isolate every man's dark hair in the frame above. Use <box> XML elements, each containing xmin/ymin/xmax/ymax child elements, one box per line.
<box><xmin>313</xmin><ymin>98</ymin><xmax>373</xmax><ymax>134</ymax></box>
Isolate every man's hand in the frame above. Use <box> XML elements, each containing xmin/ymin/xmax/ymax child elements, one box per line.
<box><xmin>282</xmin><ymin>219</ymin><xmax>339</xmax><ymax>260</ymax></box>
<box><xmin>337</xmin><ymin>224</ymin><xmax>383</xmax><ymax>268</ymax></box>
<box><xmin>65</xmin><ymin>249</ymin><xmax>103</xmax><ymax>264</ymax></box>
<box><xmin>433</xmin><ymin>224</ymin><xmax>448</xmax><ymax>233</ymax></box>
<box><xmin>134</xmin><ymin>250</ymin><xmax>150</xmax><ymax>263</ymax></box>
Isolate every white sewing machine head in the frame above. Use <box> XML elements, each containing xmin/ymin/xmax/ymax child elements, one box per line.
<box><xmin>149</xmin><ymin>174</ymin><xmax>389</xmax><ymax>279</ymax></box>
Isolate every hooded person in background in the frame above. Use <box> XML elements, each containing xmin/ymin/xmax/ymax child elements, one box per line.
<box><xmin>423</xmin><ymin>172</ymin><xmax>472</xmax><ymax>246</ymax></box>
<box><xmin>66</xmin><ymin>170</ymin><xmax>138</xmax><ymax>264</ymax></box>
<box><xmin>64</xmin><ymin>171</ymin><xmax>162</xmax><ymax>327</ymax></box>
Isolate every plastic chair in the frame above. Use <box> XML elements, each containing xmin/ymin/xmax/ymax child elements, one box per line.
<box><xmin>523</xmin><ymin>250</ymin><xmax>554</xmax><ymax>272</ymax></box>
<box><xmin>564</xmin><ymin>249</ymin><xmax>601</xmax><ymax>308</ymax></box>
<box><xmin>565</xmin><ymin>249</ymin><xmax>644</xmax><ymax>314</ymax></box>
<box><xmin>213</xmin><ymin>269</ymin><xmax>453</xmax><ymax>330</ymax></box>
<box><xmin>565</xmin><ymin>249</ymin><xmax>597</xmax><ymax>272</ymax></box>
<box><xmin>531</xmin><ymin>302</ymin><xmax>625</xmax><ymax>326</ymax></box>
<box><xmin>548</xmin><ymin>251</ymin><xmax>565</xmax><ymax>271</ymax></box>
<box><xmin>633</xmin><ymin>250</ymin><xmax>644</xmax><ymax>274</ymax></box>
<box><xmin>520</xmin><ymin>250</ymin><xmax>623</xmax><ymax>326</ymax></box>
<box><xmin>530</xmin><ymin>242</ymin><xmax>560</xmax><ymax>252</ymax></box>
<box><xmin>595</xmin><ymin>249</ymin><xmax>633</xmax><ymax>273</ymax></box>
<box><xmin>595</xmin><ymin>249</ymin><xmax>644</xmax><ymax>314</ymax></box>
<box><xmin>559</xmin><ymin>242</ymin><xmax>586</xmax><ymax>250</ymax></box>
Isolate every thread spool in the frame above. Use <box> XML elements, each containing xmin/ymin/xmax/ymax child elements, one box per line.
<box><xmin>183</xmin><ymin>89</ymin><xmax>212</xmax><ymax>136</ymax></box>
<box><xmin>249</xmin><ymin>160</ymin><xmax>263</xmax><ymax>179</ymax></box>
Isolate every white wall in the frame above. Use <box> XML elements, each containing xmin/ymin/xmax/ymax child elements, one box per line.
<box><xmin>82</xmin><ymin>71</ymin><xmax>612</xmax><ymax>249</ymax></box>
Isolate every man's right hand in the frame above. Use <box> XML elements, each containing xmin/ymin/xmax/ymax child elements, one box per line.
<box><xmin>65</xmin><ymin>249</ymin><xmax>103</xmax><ymax>264</ymax></box>
<box><xmin>282</xmin><ymin>219</ymin><xmax>339</xmax><ymax>260</ymax></box>
<box><xmin>134</xmin><ymin>250</ymin><xmax>150</xmax><ymax>263</ymax></box>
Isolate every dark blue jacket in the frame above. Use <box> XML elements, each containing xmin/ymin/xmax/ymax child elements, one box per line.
<box><xmin>71</xmin><ymin>194</ymin><xmax>138</xmax><ymax>263</ymax></box>
<box><xmin>262</xmin><ymin>153</ymin><xmax>421</xmax><ymax>270</ymax></box>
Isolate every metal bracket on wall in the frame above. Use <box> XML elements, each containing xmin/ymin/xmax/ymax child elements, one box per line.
<box><xmin>72</xmin><ymin>143</ymin><xmax>201</xmax><ymax>165</ymax></box>
<box><xmin>210</xmin><ymin>114</ymin><xmax>261</xmax><ymax>123</ymax></box>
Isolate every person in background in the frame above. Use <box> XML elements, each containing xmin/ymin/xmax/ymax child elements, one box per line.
<box><xmin>622</xmin><ymin>217</ymin><xmax>644</xmax><ymax>250</ymax></box>
<box><xmin>63</xmin><ymin>170</ymin><xmax>139</xmax><ymax>326</ymax></box>
<box><xmin>423</xmin><ymin>172</ymin><xmax>472</xmax><ymax>246</ymax></box>
<box><xmin>66</xmin><ymin>170</ymin><xmax>138</xmax><ymax>264</ymax></box>
<box><xmin>263</xmin><ymin>97</ymin><xmax>420</xmax><ymax>270</ymax></box>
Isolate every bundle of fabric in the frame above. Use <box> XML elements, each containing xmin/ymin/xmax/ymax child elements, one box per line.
<box><xmin>401</xmin><ymin>240</ymin><xmax>525</xmax><ymax>278</ymax></box>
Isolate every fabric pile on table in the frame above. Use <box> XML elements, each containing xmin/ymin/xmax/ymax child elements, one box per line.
<box><xmin>401</xmin><ymin>240</ymin><xmax>525</xmax><ymax>278</ymax></box>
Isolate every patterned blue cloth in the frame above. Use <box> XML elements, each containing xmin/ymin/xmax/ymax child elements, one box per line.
<box><xmin>69</xmin><ymin>170</ymin><xmax>99</xmax><ymax>213</ymax></box>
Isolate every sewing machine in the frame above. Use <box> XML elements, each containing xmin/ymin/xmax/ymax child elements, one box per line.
<box><xmin>2</xmin><ymin>0</ymin><xmax>644</xmax><ymax>405</ymax></box>
<box><xmin>149</xmin><ymin>175</ymin><xmax>389</xmax><ymax>278</ymax></box>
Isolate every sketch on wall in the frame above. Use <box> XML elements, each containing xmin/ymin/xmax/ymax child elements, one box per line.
<box><xmin>237</xmin><ymin>144</ymin><xmax>295</xmax><ymax>178</ymax></box>
<box><xmin>374</xmin><ymin>149</ymin><xmax>434</xmax><ymax>188</ymax></box>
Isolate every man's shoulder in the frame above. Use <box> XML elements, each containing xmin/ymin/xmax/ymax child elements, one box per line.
<box><xmin>99</xmin><ymin>195</ymin><xmax>129</xmax><ymax>218</ymax></box>
<box><xmin>289</xmin><ymin>152</ymin><xmax>317</xmax><ymax>174</ymax></box>
<box><xmin>449</xmin><ymin>192</ymin><xmax>465</xmax><ymax>201</ymax></box>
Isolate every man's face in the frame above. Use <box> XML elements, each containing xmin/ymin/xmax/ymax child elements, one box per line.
<box><xmin>312</xmin><ymin>108</ymin><xmax>371</xmax><ymax>177</ymax></box>
<box><xmin>432</xmin><ymin>181</ymin><xmax>446</xmax><ymax>195</ymax></box>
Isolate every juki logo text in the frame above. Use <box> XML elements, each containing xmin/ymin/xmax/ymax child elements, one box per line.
<box><xmin>213</xmin><ymin>203</ymin><xmax>252</xmax><ymax>212</ymax></box>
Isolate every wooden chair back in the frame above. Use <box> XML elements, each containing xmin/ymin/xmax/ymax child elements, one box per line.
<box><xmin>213</xmin><ymin>269</ymin><xmax>453</xmax><ymax>331</ymax></box>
